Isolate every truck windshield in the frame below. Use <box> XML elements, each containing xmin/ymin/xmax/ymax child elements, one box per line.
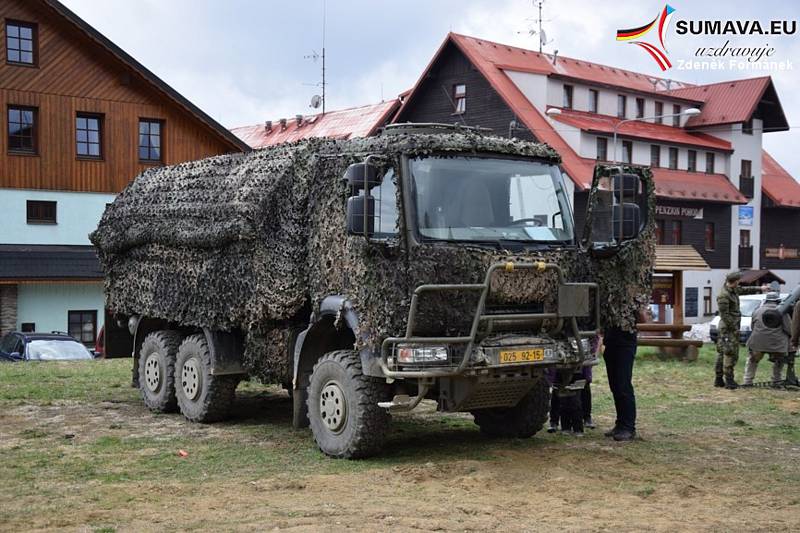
<box><xmin>409</xmin><ymin>155</ymin><xmax>573</xmax><ymax>243</ymax></box>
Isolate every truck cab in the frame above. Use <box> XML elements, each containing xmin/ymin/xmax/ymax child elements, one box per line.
<box><xmin>297</xmin><ymin>124</ymin><xmax>653</xmax><ymax>457</ymax></box>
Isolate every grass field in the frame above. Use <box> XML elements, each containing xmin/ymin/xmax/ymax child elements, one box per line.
<box><xmin>1</xmin><ymin>345</ymin><xmax>799</xmax><ymax>531</ymax></box>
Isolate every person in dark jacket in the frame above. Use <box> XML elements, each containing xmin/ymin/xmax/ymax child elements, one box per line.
<box><xmin>743</xmin><ymin>293</ymin><xmax>793</xmax><ymax>386</ymax></box>
<box><xmin>602</xmin><ymin>325</ymin><xmax>638</xmax><ymax>441</ymax></box>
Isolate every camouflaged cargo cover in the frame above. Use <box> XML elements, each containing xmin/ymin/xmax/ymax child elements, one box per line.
<box><xmin>90</xmin><ymin>132</ymin><xmax>654</xmax><ymax>383</ymax></box>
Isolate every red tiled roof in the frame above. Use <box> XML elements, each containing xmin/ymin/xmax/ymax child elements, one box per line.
<box><xmin>762</xmin><ymin>150</ymin><xmax>800</xmax><ymax>208</ymax></box>
<box><xmin>666</xmin><ymin>77</ymin><xmax>784</xmax><ymax>128</ymax></box>
<box><xmin>666</xmin><ymin>77</ymin><xmax>766</xmax><ymax>125</ymax></box>
<box><xmin>551</xmin><ymin>109</ymin><xmax>731</xmax><ymax>152</ymax></box>
<box><xmin>570</xmin><ymin>156</ymin><xmax>746</xmax><ymax>204</ymax></box>
<box><xmin>232</xmin><ymin>100</ymin><xmax>400</xmax><ymax>148</ymax></box>
<box><xmin>449</xmin><ymin>33</ymin><xmax>697</xmax><ymax>97</ymax></box>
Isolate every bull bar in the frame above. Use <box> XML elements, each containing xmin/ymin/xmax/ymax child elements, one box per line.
<box><xmin>379</xmin><ymin>261</ymin><xmax>600</xmax><ymax>379</ymax></box>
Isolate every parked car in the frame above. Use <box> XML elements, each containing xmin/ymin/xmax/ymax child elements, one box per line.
<box><xmin>709</xmin><ymin>293</ymin><xmax>788</xmax><ymax>343</ymax></box>
<box><xmin>0</xmin><ymin>331</ymin><xmax>94</xmax><ymax>361</ymax></box>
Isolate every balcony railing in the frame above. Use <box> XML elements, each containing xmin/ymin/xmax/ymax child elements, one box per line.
<box><xmin>739</xmin><ymin>246</ymin><xmax>753</xmax><ymax>269</ymax></box>
<box><xmin>739</xmin><ymin>176</ymin><xmax>755</xmax><ymax>199</ymax></box>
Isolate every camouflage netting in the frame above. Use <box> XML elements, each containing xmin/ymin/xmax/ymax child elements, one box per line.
<box><xmin>91</xmin><ymin>132</ymin><xmax>653</xmax><ymax>384</ymax></box>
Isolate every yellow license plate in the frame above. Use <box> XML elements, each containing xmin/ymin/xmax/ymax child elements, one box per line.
<box><xmin>499</xmin><ymin>348</ymin><xmax>545</xmax><ymax>364</ymax></box>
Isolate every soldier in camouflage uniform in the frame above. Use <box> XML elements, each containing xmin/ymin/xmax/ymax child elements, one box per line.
<box><xmin>715</xmin><ymin>272</ymin><xmax>767</xmax><ymax>389</ymax></box>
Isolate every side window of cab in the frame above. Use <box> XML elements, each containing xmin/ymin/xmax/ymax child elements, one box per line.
<box><xmin>369</xmin><ymin>168</ymin><xmax>399</xmax><ymax>239</ymax></box>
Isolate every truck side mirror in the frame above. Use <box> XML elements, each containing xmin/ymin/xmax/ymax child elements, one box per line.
<box><xmin>346</xmin><ymin>195</ymin><xmax>375</xmax><ymax>238</ymax></box>
<box><xmin>584</xmin><ymin>169</ymin><xmax>648</xmax><ymax>253</ymax></box>
<box><xmin>344</xmin><ymin>163</ymin><xmax>382</xmax><ymax>190</ymax></box>
<box><xmin>612</xmin><ymin>203</ymin><xmax>641</xmax><ymax>240</ymax></box>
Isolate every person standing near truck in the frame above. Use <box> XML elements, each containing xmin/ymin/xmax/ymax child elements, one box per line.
<box><xmin>714</xmin><ymin>272</ymin><xmax>767</xmax><ymax>389</ymax></box>
<box><xmin>602</xmin><ymin>307</ymin><xmax>648</xmax><ymax>442</ymax></box>
<box><xmin>742</xmin><ymin>293</ymin><xmax>792</xmax><ymax>386</ymax></box>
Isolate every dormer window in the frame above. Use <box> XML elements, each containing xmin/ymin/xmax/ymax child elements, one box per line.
<box><xmin>6</xmin><ymin>20</ymin><xmax>37</xmax><ymax>66</ymax></box>
<box><xmin>453</xmin><ymin>84</ymin><xmax>466</xmax><ymax>114</ymax></box>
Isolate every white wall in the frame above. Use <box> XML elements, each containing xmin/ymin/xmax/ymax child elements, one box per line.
<box><xmin>504</xmin><ymin>70</ymin><xmax>548</xmax><ymax>110</ymax></box>
<box><xmin>0</xmin><ymin>188</ymin><xmax>115</xmax><ymax>245</ymax></box>
<box><xmin>16</xmin><ymin>282</ymin><xmax>105</xmax><ymax>335</ymax></box>
<box><xmin>683</xmin><ymin>269</ymin><xmax>729</xmax><ymax>324</ymax></box>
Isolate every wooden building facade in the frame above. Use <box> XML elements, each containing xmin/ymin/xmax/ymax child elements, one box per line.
<box><xmin>0</xmin><ymin>0</ymin><xmax>247</xmax><ymax>341</ymax></box>
<box><xmin>1</xmin><ymin>0</ymin><xmax>247</xmax><ymax>194</ymax></box>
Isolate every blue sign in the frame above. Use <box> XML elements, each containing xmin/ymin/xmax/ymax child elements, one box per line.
<box><xmin>738</xmin><ymin>206</ymin><xmax>753</xmax><ymax>226</ymax></box>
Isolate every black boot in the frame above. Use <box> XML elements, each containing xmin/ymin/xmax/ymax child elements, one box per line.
<box><xmin>724</xmin><ymin>375</ymin><xmax>739</xmax><ymax>390</ymax></box>
<box><xmin>714</xmin><ymin>375</ymin><xmax>725</xmax><ymax>388</ymax></box>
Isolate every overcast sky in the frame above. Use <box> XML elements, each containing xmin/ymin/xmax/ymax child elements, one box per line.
<box><xmin>61</xmin><ymin>0</ymin><xmax>800</xmax><ymax>179</ymax></box>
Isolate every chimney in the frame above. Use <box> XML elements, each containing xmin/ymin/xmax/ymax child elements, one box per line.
<box><xmin>552</xmin><ymin>49</ymin><xmax>559</xmax><ymax>66</ymax></box>
<box><xmin>279</xmin><ymin>118</ymin><xmax>287</xmax><ymax>131</ymax></box>
<box><xmin>265</xmin><ymin>120</ymin><xmax>272</xmax><ymax>132</ymax></box>
<box><xmin>296</xmin><ymin>114</ymin><xmax>304</xmax><ymax>127</ymax></box>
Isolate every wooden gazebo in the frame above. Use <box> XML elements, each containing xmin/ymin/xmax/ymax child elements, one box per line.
<box><xmin>638</xmin><ymin>245</ymin><xmax>709</xmax><ymax>360</ymax></box>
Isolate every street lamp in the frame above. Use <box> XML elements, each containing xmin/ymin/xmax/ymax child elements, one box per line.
<box><xmin>612</xmin><ymin>107</ymin><xmax>701</xmax><ymax>163</ymax></box>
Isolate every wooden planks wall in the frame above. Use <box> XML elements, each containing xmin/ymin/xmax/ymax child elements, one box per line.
<box><xmin>0</xmin><ymin>0</ymin><xmax>238</xmax><ymax>193</ymax></box>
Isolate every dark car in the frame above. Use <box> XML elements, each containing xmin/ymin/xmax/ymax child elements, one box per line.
<box><xmin>0</xmin><ymin>331</ymin><xmax>94</xmax><ymax>362</ymax></box>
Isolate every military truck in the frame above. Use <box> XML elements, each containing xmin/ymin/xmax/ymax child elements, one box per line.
<box><xmin>92</xmin><ymin>124</ymin><xmax>655</xmax><ymax>458</ymax></box>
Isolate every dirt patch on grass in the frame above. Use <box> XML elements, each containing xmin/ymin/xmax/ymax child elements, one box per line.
<box><xmin>2</xmin><ymin>356</ymin><xmax>799</xmax><ymax>531</ymax></box>
<box><xmin>2</xmin><ymin>394</ymin><xmax>799</xmax><ymax>532</ymax></box>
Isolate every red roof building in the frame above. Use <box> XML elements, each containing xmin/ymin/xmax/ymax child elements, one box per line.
<box><xmin>231</xmin><ymin>100</ymin><xmax>400</xmax><ymax>149</ymax></box>
<box><xmin>394</xmin><ymin>32</ymin><xmax>800</xmax><ymax>311</ymax></box>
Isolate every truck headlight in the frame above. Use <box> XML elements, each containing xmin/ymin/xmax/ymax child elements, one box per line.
<box><xmin>396</xmin><ymin>345</ymin><xmax>449</xmax><ymax>364</ymax></box>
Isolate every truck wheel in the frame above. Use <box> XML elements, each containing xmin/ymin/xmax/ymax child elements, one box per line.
<box><xmin>307</xmin><ymin>350</ymin><xmax>390</xmax><ymax>459</ymax></box>
<box><xmin>175</xmin><ymin>334</ymin><xmax>238</xmax><ymax>423</ymax></box>
<box><xmin>138</xmin><ymin>330</ymin><xmax>182</xmax><ymax>413</ymax></box>
<box><xmin>471</xmin><ymin>377</ymin><xmax>550</xmax><ymax>438</ymax></box>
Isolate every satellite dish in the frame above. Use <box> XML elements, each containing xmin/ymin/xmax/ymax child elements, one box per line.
<box><xmin>310</xmin><ymin>95</ymin><xmax>322</xmax><ymax>109</ymax></box>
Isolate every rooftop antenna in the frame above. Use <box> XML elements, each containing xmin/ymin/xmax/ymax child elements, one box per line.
<box><xmin>304</xmin><ymin>0</ymin><xmax>327</xmax><ymax>114</ymax></box>
<box><xmin>517</xmin><ymin>0</ymin><xmax>552</xmax><ymax>53</ymax></box>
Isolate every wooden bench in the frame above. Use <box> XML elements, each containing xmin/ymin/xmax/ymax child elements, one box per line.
<box><xmin>636</xmin><ymin>323</ymin><xmax>702</xmax><ymax>361</ymax></box>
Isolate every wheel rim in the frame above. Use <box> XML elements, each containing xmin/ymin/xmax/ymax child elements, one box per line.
<box><xmin>144</xmin><ymin>353</ymin><xmax>162</xmax><ymax>393</ymax></box>
<box><xmin>181</xmin><ymin>357</ymin><xmax>202</xmax><ymax>401</ymax></box>
<box><xmin>320</xmin><ymin>381</ymin><xmax>347</xmax><ymax>433</ymax></box>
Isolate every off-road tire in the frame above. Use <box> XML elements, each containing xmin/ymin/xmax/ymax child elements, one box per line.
<box><xmin>471</xmin><ymin>377</ymin><xmax>550</xmax><ymax>438</ymax></box>
<box><xmin>137</xmin><ymin>330</ymin><xmax>182</xmax><ymax>413</ymax></box>
<box><xmin>175</xmin><ymin>334</ymin><xmax>238</xmax><ymax>423</ymax></box>
<box><xmin>307</xmin><ymin>350</ymin><xmax>390</xmax><ymax>459</ymax></box>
